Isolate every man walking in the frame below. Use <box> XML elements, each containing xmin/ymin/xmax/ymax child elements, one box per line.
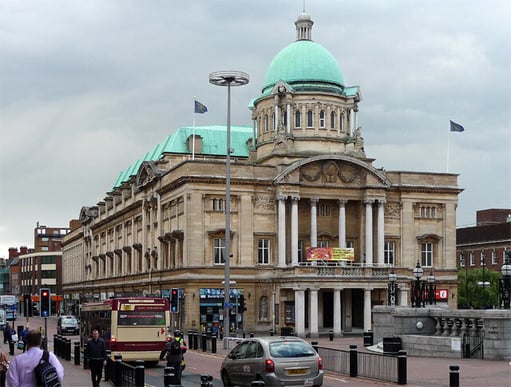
<box><xmin>6</xmin><ymin>330</ymin><xmax>64</xmax><ymax>386</ymax></box>
<box><xmin>84</xmin><ymin>329</ymin><xmax>107</xmax><ymax>387</ymax></box>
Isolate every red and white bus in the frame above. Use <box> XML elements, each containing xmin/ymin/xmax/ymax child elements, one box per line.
<box><xmin>80</xmin><ymin>297</ymin><xmax>171</xmax><ymax>363</ymax></box>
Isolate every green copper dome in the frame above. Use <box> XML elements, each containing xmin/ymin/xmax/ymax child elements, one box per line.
<box><xmin>262</xmin><ymin>40</ymin><xmax>345</xmax><ymax>94</ymax></box>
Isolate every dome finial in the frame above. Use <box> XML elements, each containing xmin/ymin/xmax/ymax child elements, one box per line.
<box><xmin>295</xmin><ymin>9</ymin><xmax>313</xmax><ymax>41</ymax></box>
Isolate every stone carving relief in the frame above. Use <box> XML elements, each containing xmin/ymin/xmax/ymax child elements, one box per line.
<box><xmin>254</xmin><ymin>196</ymin><xmax>275</xmax><ymax>211</ymax></box>
<box><xmin>385</xmin><ymin>202</ymin><xmax>401</xmax><ymax>218</ymax></box>
<box><xmin>299</xmin><ymin>161</ymin><xmax>367</xmax><ymax>185</ymax></box>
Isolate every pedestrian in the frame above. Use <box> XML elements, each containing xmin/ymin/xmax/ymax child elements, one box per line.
<box><xmin>3</xmin><ymin>323</ymin><xmax>10</xmax><ymax>344</ymax></box>
<box><xmin>6</xmin><ymin>330</ymin><xmax>64</xmax><ymax>387</ymax></box>
<box><xmin>159</xmin><ymin>335</ymin><xmax>183</xmax><ymax>384</ymax></box>
<box><xmin>0</xmin><ymin>351</ymin><xmax>9</xmax><ymax>387</ymax></box>
<box><xmin>84</xmin><ymin>329</ymin><xmax>107</xmax><ymax>387</ymax></box>
<box><xmin>20</xmin><ymin>327</ymin><xmax>29</xmax><ymax>353</ymax></box>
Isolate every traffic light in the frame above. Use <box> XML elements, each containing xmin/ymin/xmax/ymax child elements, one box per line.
<box><xmin>23</xmin><ymin>294</ymin><xmax>33</xmax><ymax>317</ymax></box>
<box><xmin>239</xmin><ymin>294</ymin><xmax>247</xmax><ymax>312</ymax></box>
<box><xmin>170</xmin><ymin>288</ymin><xmax>179</xmax><ymax>313</ymax></box>
<box><xmin>40</xmin><ymin>288</ymin><xmax>50</xmax><ymax>317</ymax></box>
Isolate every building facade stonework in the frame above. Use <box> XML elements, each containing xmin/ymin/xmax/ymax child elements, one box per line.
<box><xmin>62</xmin><ymin>13</ymin><xmax>461</xmax><ymax>337</ymax></box>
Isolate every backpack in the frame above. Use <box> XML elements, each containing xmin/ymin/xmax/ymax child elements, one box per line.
<box><xmin>169</xmin><ymin>339</ymin><xmax>182</xmax><ymax>356</ymax></box>
<box><xmin>34</xmin><ymin>350</ymin><xmax>61</xmax><ymax>387</ymax></box>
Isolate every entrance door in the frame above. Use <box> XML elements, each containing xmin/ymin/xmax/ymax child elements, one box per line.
<box><xmin>322</xmin><ymin>291</ymin><xmax>333</xmax><ymax>328</ymax></box>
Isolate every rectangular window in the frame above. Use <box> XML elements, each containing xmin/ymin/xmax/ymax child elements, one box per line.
<box><xmin>469</xmin><ymin>252</ymin><xmax>475</xmax><ymax>266</ymax></box>
<box><xmin>212</xmin><ymin>198</ymin><xmax>224</xmax><ymax>212</ymax></box>
<box><xmin>258</xmin><ymin>239</ymin><xmax>270</xmax><ymax>264</ymax></box>
<box><xmin>214</xmin><ymin>238</ymin><xmax>225</xmax><ymax>264</ymax></box>
<box><xmin>330</xmin><ymin>111</ymin><xmax>336</xmax><ymax>129</ymax></box>
<box><xmin>384</xmin><ymin>241</ymin><xmax>395</xmax><ymax>265</ymax></box>
<box><xmin>491</xmin><ymin>250</ymin><xmax>497</xmax><ymax>265</ymax></box>
<box><xmin>318</xmin><ymin>204</ymin><xmax>331</xmax><ymax>217</ymax></box>
<box><xmin>319</xmin><ymin>111</ymin><xmax>325</xmax><ymax>128</ymax></box>
<box><xmin>421</xmin><ymin>242</ymin><xmax>433</xmax><ymax>267</ymax></box>
<box><xmin>298</xmin><ymin>240</ymin><xmax>304</xmax><ymax>262</ymax></box>
<box><xmin>318</xmin><ymin>240</ymin><xmax>329</xmax><ymax>248</ymax></box>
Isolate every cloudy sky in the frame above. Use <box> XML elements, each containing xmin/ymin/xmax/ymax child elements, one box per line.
<box><xmin>1</xmin><ymin>0</ymin><xmax>510</xmax><ymax>258</ymax></box>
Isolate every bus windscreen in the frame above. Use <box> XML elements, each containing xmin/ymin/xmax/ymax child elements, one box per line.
<box><xmin>117</xmin><ymin>311</ymin><xmax>166</xmax><ymax>326</ymax></box>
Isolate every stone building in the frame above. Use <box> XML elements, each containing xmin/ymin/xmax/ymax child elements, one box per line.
<box><xmin>62</xmin><ymin>12</ymin><xmax>461</xmax><ymax>337</ymax></box>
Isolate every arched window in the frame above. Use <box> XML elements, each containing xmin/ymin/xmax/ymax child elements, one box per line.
<box><xmin>307</xmin><ymin>110</ymin><xmax>314</xmax><ymax>127</ymax></box>
<box><xmin>295</xmin><ymin>111</ymin><xmax>301</xmax><ymax>128</ymax></box>
<box><xmin>330</xmin><ymin>111</ymin><xmax>336</xmax><ymax>129</ymax></box>
<box><xmin>319</xmin><ymin>110</ymin><xmax>325</xmax><ymax>128</ymax></box>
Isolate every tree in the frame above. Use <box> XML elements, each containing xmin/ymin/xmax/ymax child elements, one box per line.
<box><xmin>458</xmin><ymin>268</ymin><xmax>500</xmax><ymax>309</ymax></box>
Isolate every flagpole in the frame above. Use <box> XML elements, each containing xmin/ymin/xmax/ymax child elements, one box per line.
<box><xmin>192</xmin><ymin>97</ymin><xmax>196</xmax><ymax>160</ymax></box>
<box><xmin>446</xmin><ymin>129</ymin><xmax>451</xmax><ymax>173</ymax></box>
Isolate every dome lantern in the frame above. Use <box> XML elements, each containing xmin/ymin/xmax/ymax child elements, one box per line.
<box><xmin>295</xmin><ymin>12</ymin><xmax>314</xmax><ymax>41</ymax></box>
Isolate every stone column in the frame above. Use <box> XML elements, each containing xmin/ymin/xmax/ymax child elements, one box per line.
<box><xmin>278</xmin><ymin>195</ymin><xmax>287</xmax><ymax>267</ymax></box>
<box><xmin>338</xmin><ymin>199</ymin><xmax>347</xmax><ymax>248</ymax></box>
<box><xmin>333</xmin><ymin>288</ymin><xmax>343</xmax><ymax>336</ymax></box>
<box><xmin>364</xmin><ymin>288</ymin><xmax>372</xmax><ymax>332</ymax></box>
<box><xmin>295</xmin><ymin>289</ymin><xmax>305</xmax><ymax>337</ymax></box>
<box><xmin>291</xmin><ymin>196</ymin><xmax>300</xmax><ymax>266</ymax></box>
<box><xmin>364</xmin><ymin>200</ymin><xmax>374</xmax><ymax>264</ymax></box>
<box><xmin>287</xmin><ymin>101</ymin><xmax>291</xmax><ymax>133</ymax></box>
<box><xmin>310</xmin><ymin>198</ymin><xmax>318</xmax><ymax>248</ymax></box>
<box><xmin>377</xmin><ymin>200</ymin><xmax>385</xmax><ymax>265</ymax></box>
<box><xmin>309</xmin><ymin>289</ymin><xmax>319</xmax><ymax>338</ymax></box>
<box><xmin>274</xmin><ymin>95</ymin><xmax>279</xmax><ymax>131</ymax></box>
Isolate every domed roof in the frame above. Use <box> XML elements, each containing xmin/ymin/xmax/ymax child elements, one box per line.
<box><xmin>261</xmin><ymin>13</ymin><xmax>345</xmax><ymax>95</ymax></box>
<box><xmin>263</xmin><ymin>40</ymin><xmax>345</xmax><ymax>94</ymax></box>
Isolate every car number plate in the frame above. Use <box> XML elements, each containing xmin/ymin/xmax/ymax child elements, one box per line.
<box><xmin>288</xmin><ymin>368</ymin><xmax>307</xmax><ymax>375</ymax></box>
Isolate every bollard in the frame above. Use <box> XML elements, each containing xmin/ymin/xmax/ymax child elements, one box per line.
<box><xmin>200</xmin><ymin>374</ymin><xmax>213</xmax><ymax>387</ymax></box>
<box><xmin>113</xmin><ymin>354</ymin><xmax>123</xmax><ymax>387</ymax></box>
<box><xmin>397</xmin><ymin>350</ymin><xmax>407</xmax><ymax>385</ymax></box>
<box><xmin>104</xmin><ymin>350</ymin><xmax>112</xmax><ymax>381</ymax></box>
<box><xmin>329</xmin><ymin>330</ymin><xmax>334</xmax><ymax>342</ymax></box>
<box><xmin>193</xmin><ymin>331</ymin><xmax>198</xmax><ymax>350</ymax></box>
<box><xmin>270</xmin><ymin>329</ymin><xmax>274</xmax><ymax>336</ymax></box>
<box><xmin>211</xmin><ymin>335</ymin><xmax>217</xmax><ymax>354</ymax></box>
<box><xmin>349</xmin><ymin>344</ymin><xmax>358</xmax><ymax>378</ymax></box>
<box><xmin>54</xmin><ymin>335</ymin><xmax>59</xmax><ymax>356</ymax></box>
<box><xmin>74</xmin><ymin>342</ymin><xmax>80</xmax><ymax>365</ymax></box>
<box><xmin>250</xmin><ymin>332</ymin><xmax>254</xmax><ymax>338</ymax></box>
<box><xmin>135</xmin><ymin>360</ymin><xmax>145</xmax><ymax>387</ymax></box>
<box><xmin>311</xmin><ymin>341</ymin><xmax>318</xmax><ymax>353</ymax></box>
<box><xmin>201</xmin><ymin>334</ymin><xmax>207</xmax><ymax>352</ymax></box>
<box><xmin>449</xmin><ymin>365</ymin><xmax>460</xmax><ymax>387</ymax></box>
<box><xmin>164</xmin><ymin>366</ymin><xmax>180</xmax><ymax>386</ymax></box>
<box><xmin>83</xmin><ymin>343</ymin><xmax>89</xmax><ymax>369</ymax></box>
<box><xmin>65</xmin><ymin>338</ymin><xmax>72</xmax><ymax>361</ymax></box>
<box><xmin>243</xmin><ymin>332</ymin><xmax>246</xmax><ymax>339</ymax></box>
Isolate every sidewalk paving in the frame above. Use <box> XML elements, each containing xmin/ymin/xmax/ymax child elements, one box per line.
<box><xmin>2</xmin><ymin>336</ymin><xmax>509</xmax><ymax>387</ymax></box>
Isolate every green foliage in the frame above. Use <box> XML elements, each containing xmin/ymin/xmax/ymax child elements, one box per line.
<box><xmin>457</xmin><ymin>268</ymin><xmax>501</xmax><ymax>309</ymax></box>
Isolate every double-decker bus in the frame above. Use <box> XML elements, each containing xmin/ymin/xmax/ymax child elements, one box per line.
<box><xmin>80</xmin><ymin>297</ymin><xmax>171</xmax><ymax>363</ymax></box>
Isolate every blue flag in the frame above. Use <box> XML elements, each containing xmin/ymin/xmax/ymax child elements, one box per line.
<box><xmin>194</xmin><ymin>100</ymin><xmax>208</xmax><ymax>114</ymax></box>
<box><xmin>450</xmin><ymin>120</ymin><xmax>464</xmax><ymax>132</ymax></box>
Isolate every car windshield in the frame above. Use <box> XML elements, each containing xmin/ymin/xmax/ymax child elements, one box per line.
<box><xmin>269</xmin><ymin>341</ymin><xmax>316</xmax><ymax>358</ymax></box>
<box><xmin>64</xmin><ymin>317</ymin><xmax>77</xmax><ymax>323</ymax></box>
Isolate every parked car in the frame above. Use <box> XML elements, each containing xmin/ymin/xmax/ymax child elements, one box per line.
<box><xmin>57</xmin><ymin>315</ymin><xmax>80</xmax><ymax>335</ymax></box>
<box><xmin>221</xmin><ymin>336</ymin><xmax>323</xmax><ymax>386</ymax></box>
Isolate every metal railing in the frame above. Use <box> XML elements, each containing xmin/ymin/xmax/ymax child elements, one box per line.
<box><xmin>317</xmin><ymin>345</ymin><xmax>406</xmax><ymax>385</ymax></box>
<box><xmin>106</xmin><ymin>355</ymin><xmax>144</xmax><ymax>387</ymax></box>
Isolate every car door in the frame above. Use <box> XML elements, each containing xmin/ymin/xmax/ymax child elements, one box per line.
<box><xmin>228</xmin><ymin>341</ymin><xmax>249</xmax><ymax>385</ymax></box>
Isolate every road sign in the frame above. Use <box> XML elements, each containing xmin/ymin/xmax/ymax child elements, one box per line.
<box><xmin>224</xmin><ymin>302</ymin><xmax>232</xmax><ymax>308</ymax></box>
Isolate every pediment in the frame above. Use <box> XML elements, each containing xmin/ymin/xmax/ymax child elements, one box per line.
<box><xmin>135</xmin><ymin>161</ymin><xmax>165</xmax><ymax>189</ymax></box>
<box><xmin>270</xmin><ymin>80</ymin><xmax>295</xmax><ymax>95</ymax></box>
<box><xmin>274</xmin><ymin>155</ymin><xmax>391</xmax><ymax>188</ymax></box>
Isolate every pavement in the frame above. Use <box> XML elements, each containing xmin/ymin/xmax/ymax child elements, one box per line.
<box><xmin>1</xmin><ymin>335</ymin><xmax>509</xmax><ymax>386</ymax></box>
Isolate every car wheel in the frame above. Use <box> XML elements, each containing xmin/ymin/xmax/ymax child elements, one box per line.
<box><xmin>221</xmin><ymin>370</ymin><xmax>233</xmax><ymax>387</ymax></box>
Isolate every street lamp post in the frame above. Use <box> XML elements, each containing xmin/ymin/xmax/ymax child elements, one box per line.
<box><xmin>477</xmin><ymin>255</ymin><xmax>490</xmax><ymax>309</ymax></box>
<box><xmin>387</xmin><ymin>269</ymin><xmax>398</xmax><ymax>306</ymax></box>
<box><xmin>426</xmin><ymin>270</ymin><xmax>436</xmax><ymax>305</ymax></box>
<box><xmin>460</xmin><ymin>254</ymin><xmax>469</xmax><ymax>308</ymax></box>
<box><xmin>209</xmin><ymin>70</ymin><xmax>249</xmax><ymax>348</ymax></box>
<box><xmin>499</xmin><ymin>251</ymin><xmax>511</xmax><ymax>309</ymax></box>
<box><xmin>411</xmin><ymin>261</ymin><xmax>424</xmax><ymax>308</ymax></box>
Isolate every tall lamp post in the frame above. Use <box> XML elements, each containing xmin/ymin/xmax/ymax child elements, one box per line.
<box><xmin>477</xmin><ymin>255</ymin><xmax>490</xmax><ymax>309</ymax></box>
<box><xmin>387</xmin><ymin>269</ymin><xmax>398</xmax><ymax>306</ymax></box>
<box><xmin>499</xmin><ymin>251</ymin><xmax>511</xmax><ymax>309</ymax></box>
<box><xmin>209</xmin><ymin>70</ymin><xmax>249</xmax><ymax>348</ymax></box>
<box><xmin>411</xmin><ymin>261</ymin><xmax>424</xmax><ymax>308</ymax></box>
<box><xmin>460</xmin><ymin>253</ymin><xmax>469</xmax><ymax>308</ymax></box>
<box><xmin>426</xmin><ymin>270</ymin><xmax>436</xmax><ymax>305</ymax></box>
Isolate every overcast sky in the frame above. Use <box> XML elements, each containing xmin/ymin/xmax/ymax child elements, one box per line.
<box><xmin>1</xmin><ymin>0</ymin><xmax>510</xmax><ymax>258</ymax></box>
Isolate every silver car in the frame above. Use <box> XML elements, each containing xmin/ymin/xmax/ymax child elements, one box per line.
<box><xmin>221</xmin><ymin>336</ymin><xmax>323</xmax><ymax>386</ymax></box>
